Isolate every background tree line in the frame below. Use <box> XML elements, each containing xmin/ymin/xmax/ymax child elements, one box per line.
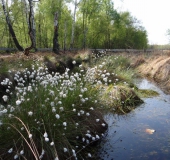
<box><xmin>0</xmin><ymin>0</ymin><xmax>148</xmax><ymax>51</ymax></box>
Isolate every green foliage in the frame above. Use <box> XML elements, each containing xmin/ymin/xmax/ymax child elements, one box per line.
<box><xmin>111</xmin><ymin>12</ymin><xmax>148</xmax><ymax>49</ymax></box>
<box><xmin>1</xmin><ymin>0</ymin><xmax>148</xmax><ymax>51</ymax></box>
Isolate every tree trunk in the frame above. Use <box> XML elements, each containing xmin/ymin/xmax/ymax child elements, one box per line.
<box><xmin>82</xmin><ymin>9</ymin><xmax>88</xmax><ymax>50</ymax></box>
<box><xmin>38</xmin><ymin>10</ymin><xmax>42</xmax><ymax>48</ymax></box>
<box><xmin>70</xmin><ymin>0</ymin><xmax>77</xmax><ymax>49</ymax></box>
<box><xmin>24</xmin><ymin>0</ymin><xmax>34</xmax><ymax>56</ymax></box>
<box><xmin>53</xmin><ymin>12</ymin><xmax>60</xmax><ymax>54</ymax></box>
<box><xmin>64</xmin><ymin>20</ymin><xmax>67</xmax><ymax>53</ymax></box>
<box><xmin>30</xmin><ymin>0</ymin><xmax>37</xmax><ymax>51</ymax></box>
<box><xmin>1</xmin><ymin>0</ymin><xmax>24</xmax><ymax>51</ymax></box>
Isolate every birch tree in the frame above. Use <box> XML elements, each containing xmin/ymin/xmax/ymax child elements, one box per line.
<box><xmin>70</xmin><ymin>0</ymin><xmax>78</xmax><ymax>49</ymax></box>
<box><xmin>29</xmin><ymin>0</ymin><xmax>36</xmax><ymax>50</ymax></box>
<box><xmin>1</xmin><ymin>0</ymin><xmax>24</xmax><ymax>51</ymax></box>
<box><xmin>24</xmin><ymin>0</ymin><xmax>37</xmax><ymax>55</ymax></box>
<box><xmin>53</xmin><ymin>12</ymin><xmax>60</xmax><ymax>54</ymax></box>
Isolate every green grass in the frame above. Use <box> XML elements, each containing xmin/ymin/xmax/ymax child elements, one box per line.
<box><xmin>0</xmin><ymin>51</ymin><xmax>143</xmax><ymax>159</ymax></box>
<box><xmin>0</xmin><ymin>61</ymin><xmax>9</xmax><ymax>74</ymax></box>
<box><xmin>137</xmin><ymin>89</ymin><xmax>159</xmax><ymax>98</ymax></box>
<box><xmin>0</xmin><ymin>63</ymin><xmax>107</xmax><ymax>159</ymax></box>
<box><xmin>91</xmin><ymin>54</ymin><xmax>135</xmax><ymax>84</ymax></box>
<box><xmin>0</xmin><ymin>57</ymin><xmax>38</xmax><ymax>75</ymax></box>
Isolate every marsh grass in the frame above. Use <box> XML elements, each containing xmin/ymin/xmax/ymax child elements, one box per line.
<box><xmin>0</xmin><ymin>51</ymin><xmax>143</xmax><ymax>159</ymax></box>
<box><xmin>137</xmin><ymin>89</ymin><xmax>159</xmax><ymax>98</ymax></box>
<box><xmin>91</xmin><ymin>54</ymin><xmax>135</xmax><ymax>84</ymax></box>
<box><xmin>83</xmin><ymin>52</ymin><xmax>143</xmax><ymax>113</ymax></box>
<box><xmin>0</xmin><ymin>57</ymin><xmax>38</xmax><ymax>75</ymax></box>
<box><xmin>0</xmin><ymin>61</ymin><xmax>9</xmax><ymax>75</ymax></box>
<box><xmin>0</xmin><ymin>62</ymin><xmax>107</xmax><ymax>159</ymax></box>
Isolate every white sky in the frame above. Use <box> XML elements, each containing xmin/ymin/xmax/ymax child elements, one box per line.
<box><xmin>114</xmin><ymin>0</ymin><xmax>170</xmax><ymax>45</ymax></box>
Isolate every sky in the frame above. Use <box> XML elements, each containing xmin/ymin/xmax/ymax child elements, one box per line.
<box><xmin>114</xmin><ymin>0</ymin><xmax>170</xmax><ymax>45</ymax></box>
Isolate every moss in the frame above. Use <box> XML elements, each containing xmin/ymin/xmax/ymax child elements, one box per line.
<box><xmin>137</xmin><ymin>89</ymin><xmax>159</xmax><ymax>98</ymax></box>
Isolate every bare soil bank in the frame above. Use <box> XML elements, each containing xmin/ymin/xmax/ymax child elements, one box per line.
<box><xmin>131</xmin><ymin>52</ymin><xmax>170</xmax><ymax>94</ymax></box>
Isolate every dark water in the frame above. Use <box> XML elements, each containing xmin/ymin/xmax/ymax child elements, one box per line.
<box><xmin>98</xmin><ymin>79</ymin><xmax>170</xmax><ymax>160</ymax></box>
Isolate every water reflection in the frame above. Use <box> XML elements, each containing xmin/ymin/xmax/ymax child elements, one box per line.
<box><xmin>98</xmin><ymin>79</ymin><xmax>170</xmax><ymax>160</ymax></box>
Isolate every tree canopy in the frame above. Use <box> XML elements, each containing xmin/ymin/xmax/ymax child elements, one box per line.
<box><xmin>0</xmin><ymin>0</ymin><xmax>148</xmax><ymax>50</ymax></box>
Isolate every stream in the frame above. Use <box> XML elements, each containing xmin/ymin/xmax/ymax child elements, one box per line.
<box><xmin>97</xmin><ymin>78</ymin><xmax>170</xmax><ymax>160</ymax></box>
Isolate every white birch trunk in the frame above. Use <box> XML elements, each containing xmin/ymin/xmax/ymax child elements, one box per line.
<box><xmin>28</xmin><ymin>0</ymin><xmax>36</xmax><ymax>50</ymax></box>
<box><xmin>30</xmin><ymin>0</ymin><xmax>36</xmax><ymax>49</ymax></box>
<box><xmin>24</xmin><ymin>0</ymin><xmax>37</xmax><ymax>55</ymax></box>
<box><xmin>53</xmin><ymin>12</ymin><xmax>59</xmax><ymax>54</ymax></box>
<box><xmin>1</xmin><ymin>0</ymin><xmax>23</xmax><ymax>51</ymax></box>
<box><xmin>2</xmin><ymin>0</ymin><xmax>9</xmax><ymax>22</ymax></box>
<box><xmin>70</xmin><ymin>0</ymin><xmax>77</xmax><ymax>49</ymax></box>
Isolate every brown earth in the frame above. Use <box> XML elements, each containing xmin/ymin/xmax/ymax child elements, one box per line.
<box><xmin>131</xmin><ymin>53</ymin><xmax>170</xmax><ymax>94</ymax></box>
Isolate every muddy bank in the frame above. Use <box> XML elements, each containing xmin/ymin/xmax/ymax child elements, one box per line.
<box><xmin>131</xmin><ymin>54</ymin><xmax>170</xmax><ymax>94</ymax></box>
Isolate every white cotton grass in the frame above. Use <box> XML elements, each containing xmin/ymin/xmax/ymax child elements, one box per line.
<box><xmin>28</xmin><ymin>111</ymin><xmax>33</xmax><ymax>116</ymax></box>
<box><xmin>0</xmin><ymin>57</ymin><xmax>114</xmax><ymax>159</ymax></box>
<box><xmin>86</xmin><ymin>112</ymin><xmax>90</xmax><ymax>116</ymax></box>
<box><xmin>2</xmin><ymin>95</ymin><xmax>8</xmax><ymax>102</ymax></box>
<box><xmin>1</xmin><ymin>109</ymin><xmax>7</xmax><ymax>114</ymax></box>
<box><xmin>72</xmin><ymin>61</ymin><xmax>76</xmax><ymax>65</ymax></box>
<box><xmin>20</xmin><ymin>150</ymin><xmax>24</xmax><ymax>155</ymax></box>
<box><xmin>29</xmin><ymin>134</ymin><xmax>32</xmax><ymax>138</ymax></box>
<box><xmin>8</xmin><ymin>148</ymin><xmax>13</xmax><ymax>153</ymax></box>
<box><xmin>96</xmin><ymin>119</ymin><xmax>100</xmax><ymax>122</ymax></box>
<box><xmin>55</xmin><ymin>114</ymin><xmax>60</xmax><ymax>119</ymax></box>
<box><xmin>43</xmin><ymin>132</ymin><xmax>48</xmax><ymax>138</ymax></box>
<box><xmin>14</xmin><ymin>154</ymin><xmax>19</xmax><ymax>159</ymax></box>
<box><xmin>102</xmin><ymin>123</ymin><xmax>106</xmax><ymax>127</ymax></box>
<box><xmin>88</xmin><ymin>153</ymin><xmax>92</xmax><ymax>158</ymax></box>
<box><xmin>16</xmin><ymin>100</ymin><xmax>21</xmax><ymax>105</ymax></box>
<box><xmin>45</xmin><ymin>137</ymin><xmax>49</xmax><ymax>142</ymax></box>
<box><xmin>72</xmin><ymin>149</ymin><xmax>76</xmax><ymax>157</ymax></box>
<box><xmin>63</xmin><ymin>122</ymin><xmax>67</xmax><ymax>127</ymax></box>
<box><xmin>10</xmin><ymin>106</ymin><xmax>15</xmax><ymax>112</ymax></box>
<box><xmin>63</xmin><ymin>148</ymin><xmax>68</xmax><ymax>152</ymax></box>
<box><xmin>50</xmin><ymin>141</ymin><xmax>54</xmax><ymax>146</ymax></box>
